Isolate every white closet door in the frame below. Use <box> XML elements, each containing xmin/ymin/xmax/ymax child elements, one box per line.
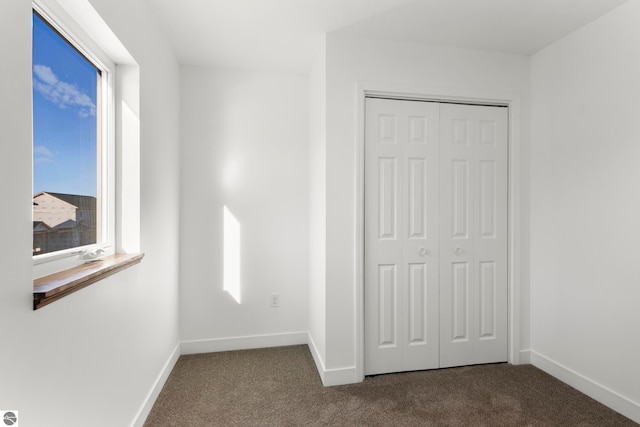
<box><xmin>364</xmin><ymin>99</ymin><xmax>509</xmax><ymax>375</ymax></box>
<box><xmin>364</xmin><ymin>98</ymin><xmax>440</xmax><ymax>375</ymax></box>
<box><xmin>439</xmin><ymin>103</ymin><xmax>508</xmax><ymax>368</ymax></box>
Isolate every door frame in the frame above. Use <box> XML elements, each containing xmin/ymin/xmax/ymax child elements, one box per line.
<box><xmin>355</xmin><ymin>82</ymin><xmax>524</xmax><ymax>381</ymax></box>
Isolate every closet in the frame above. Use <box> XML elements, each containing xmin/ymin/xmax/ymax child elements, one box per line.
<box><xmin>364</xmin><ymin>97</ymin><xmax>508</xmax><ymax>375</ymax></box>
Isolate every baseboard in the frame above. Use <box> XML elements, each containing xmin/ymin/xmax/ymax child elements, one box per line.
<box><xmin>181</xmin><ymin>331</ymin><xmax>308</xmax><ymax>355</ymax></box>
<box><xmin>306</xmin><ymin>333</ymin><xmax>326</xmax><ymax>384</ymax></box>
<box><xmin>307</xmin><ymin>333</ymin><xmax>360</xmax><ymax>387</ymax></box>
<box><xmin>531</xmin><ymin>350</ymin><xmax>640</xmax><ymax>424</ymax></box>
<box><xmin>519</xmin><ymin>349</ymin><xmax>532</xmax><ymax>364</ymax></box>
<box><xmin>131</xmin><ymin>342</ymin><xmax>181</xmax><ymax>427</ymax></box>
<box><xmin>322</xmin><ymin>365</ymin><xmax>359</xmax><ymax>387</ymax></box>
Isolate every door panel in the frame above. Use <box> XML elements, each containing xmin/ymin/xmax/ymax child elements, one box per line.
<box><xmin>451</xmin><ymin>160</ymin><xmax>470</xmax><ymax>239</ymax></box>
<box><xmin>378</xmin><ymin>264</ymin><xmax>397</xmax><ymax>347</ymax></box>
<box><xmin>439</xmin><ymin>103</ymin><xmax>508</xmax><ymax>368</ymax></box>
<box><xmin>378</xmin><ymin>157</ymin><xmax>398</xmax><ymax>240</ymax></box>
<box><xmin>408</xmin><ymin>158</ymin><xmax>427</xmax><ymax>239</ymax></box>
<box><xmin>479</xmin><ymin>261</ymin><xmax>497</xmax><ymax>339</ymax></box>
<box><xmin>408</xmin><ymin>263</ymin><xmax>427</xmax><ymax>344</ymax></box>
<box><xmin>364</xmin><ymin>98</ymin><xmax>440</xmax><ymax>375</ymax></box>
<box><xmin>451</xmin><ymin>262</ymin><xmax>469</xmax><ymax>342</ymax></box>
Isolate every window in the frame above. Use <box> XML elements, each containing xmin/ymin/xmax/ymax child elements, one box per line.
<box><xmin>32</xmin><ymin>1</ymin><xmax>116</xmax><ymax>279</ymax></box>
<box><xmin>31</xmin><ymin>1</ymin><xmax>143</xmax><ymax>310</ymax></box>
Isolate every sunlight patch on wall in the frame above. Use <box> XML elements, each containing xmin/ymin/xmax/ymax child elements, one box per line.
<box><xmin>222</xmin><ymin>154</ymin><xmax>243</xmax><ymax>191</ymax></box>
<box><xmin>223</xmin><ymin>205</ymin><xmax>241</xmax><ymax>304</ymax></box>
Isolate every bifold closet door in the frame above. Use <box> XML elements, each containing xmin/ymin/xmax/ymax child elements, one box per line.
<box><xmin>438</xmin><ymin>103</ymin><xmax>508</xmax><ymax>368</ymax></box>
<box><xmin>364</xmin><ymin>98</ymin><xmax>440</xmax><ymax>376</ymax></box>
<box><xmin>364</xmin><ymin>97</ymin><xmax>509</xmax><ymax>375</ymax></box>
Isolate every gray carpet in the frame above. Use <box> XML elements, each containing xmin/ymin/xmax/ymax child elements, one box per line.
<box><xmin>144</xmin><ymin>345</ymin><xmax>637</xmax><ymax>426</ymax></box>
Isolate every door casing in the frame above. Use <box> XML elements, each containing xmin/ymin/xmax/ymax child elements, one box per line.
<box><xmin>355</xmin><ymin>83</ymin><xmax>524</xmax><ymax>382</ymax></box>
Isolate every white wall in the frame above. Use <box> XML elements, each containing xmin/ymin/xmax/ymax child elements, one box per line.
<box><xmin>530</xmin><ymin>1</ymin><xmax>640</xmax><ymax>422</ymax></box>
<box><xmin>179</xmin><ymin>68</ymin><xmax>309</xmax><ymax>352</ymax></box>
<box><xmin>315</xmin><ymin>34</ymin><xmax>531</xmax><ymax>383</ymax></box>
<box><xmin>0</xmin><ymin>0</ymin><xmax>180</xmax><ymax>426</ymax></box>
<box><xmin>308</xmin><ymin>42</ymin><xmax>328</xmax><ymax>369</ymax></box>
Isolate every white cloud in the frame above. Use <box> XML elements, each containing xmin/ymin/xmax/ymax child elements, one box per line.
<box><xmin>34</xmin><ymin>145</ymin><xmax>53</xmax><ymax>157</ymax></box>
<box><xmin>33</xmin><ymin>64</ymin><xmax>58</xmax><ymax>85</ymax></box>
<box><xmin>33</xmin><ymin>64</ymin><xmax>96</xmax><ymax>117</ymax></box>
<box><xmin>34</xmin><ymin>145</ymin><xmax>55</xmax><ymax>165</ymax></box>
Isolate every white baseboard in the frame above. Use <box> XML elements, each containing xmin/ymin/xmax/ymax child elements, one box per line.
<box><xmin>322</xmin><ymin>366</ymin><xmax>359</xmax><ymax>386</ymax></box>
<box><xmin>307</xmin><ymin>333</ymin><xmax>360</xmax><ymax>387</ymax></box>
<box><xmin>531</xmin><ymin>350</ymin><xmax>640</xmax><ymax>424</ymax></box>
<box><xmin>131</xmin><ymin>342</ymin><xmax>181</xmax><ymax>427</ymax></box>
<box><xmin>306</xmin><ymin>333</ymin><xmax>326</xmax><ymax>384</ymax></box>
<box><xmin>181</xmin><ymin>331</ymin><xmax>308</xmax><ymax>355</ymax></box>
<box><xmin>519</xmin><ymin>349</ymin><xmax>532</xmax><ymax>364</ymax></box>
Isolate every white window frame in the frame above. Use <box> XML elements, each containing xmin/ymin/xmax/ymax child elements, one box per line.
<box><xmin>32</xmin><ymin>0</ymin><xmax>116</xmax><ymax>279</ymax></box>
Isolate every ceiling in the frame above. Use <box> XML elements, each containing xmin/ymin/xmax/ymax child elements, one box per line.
<box><xmin>147</xmin><ymin>0</ymin><xmax>629</xmax><ymax>74</ymax></box>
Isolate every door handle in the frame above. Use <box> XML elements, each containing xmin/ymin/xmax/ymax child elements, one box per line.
<box><xmin>418</xmin><ymin>248</ymin><xmax>427</xmax><ymax>256</ymax></box>
<box><xmin>453</xmin><ymin>248</ymin><xmax>463</xmax><ymax>255</ymax></box>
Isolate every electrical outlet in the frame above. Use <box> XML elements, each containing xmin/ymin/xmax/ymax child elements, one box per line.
<box><xmin>270</xmin><ymin>293</ymin><xmax>280</xmax><ymax>308</ymax></box>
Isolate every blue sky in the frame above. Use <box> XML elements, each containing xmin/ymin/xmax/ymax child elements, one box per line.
<box><xmin>32</xmin><ymin>12</ymin><xmax>98</xmax><ymax>197</ymax></box>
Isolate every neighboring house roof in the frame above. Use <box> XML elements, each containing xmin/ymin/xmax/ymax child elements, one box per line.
<box><xmin>33</xmin><ymin>221</ymin><xmax>50</xmax><ymax>232</ymax></box>
<box><xmin>34</xmin><ymin>192</ymin><xmax>96</xmax><ymax>210</ymax></box>
<box><xmin>33</xmin><ymin>191</ymin><xmax>78</xmax><ymax>211</ymax></box>
<box><xmin>33</xmin><ymin>219</ymin><xmax>91</xmax><ymax>232</ymax></box>
<box><xmin>51</xmin><ymin>219</ymin><xmax>79</xmax><ymax>230</ymax></box>
<box><xmin>33</xmin><ymin>192</ymin><xmax>97</xmax><ymax>229</ymax></box>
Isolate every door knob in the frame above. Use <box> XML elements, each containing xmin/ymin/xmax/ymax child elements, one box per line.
<box><xmin>418</xmin><ymin>248</ymin><xmax>427</xmax><ymax>256</ymax></box>
<box><xmin>453</xmin><ymin>248</ymin><xmax>463</xmax><ymax>255</ymax></box>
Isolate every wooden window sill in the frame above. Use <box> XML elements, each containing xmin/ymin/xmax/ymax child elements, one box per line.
<box><xmin>33</xmin><ymin>253</ymin><xmax>144</xmax><ymax>310</ymax></box>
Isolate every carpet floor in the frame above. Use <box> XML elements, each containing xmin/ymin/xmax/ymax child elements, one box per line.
<box><xmin>144</xmin><ymin>345</ymin><xmax>637</xmax><ymax>426</ymax></box>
